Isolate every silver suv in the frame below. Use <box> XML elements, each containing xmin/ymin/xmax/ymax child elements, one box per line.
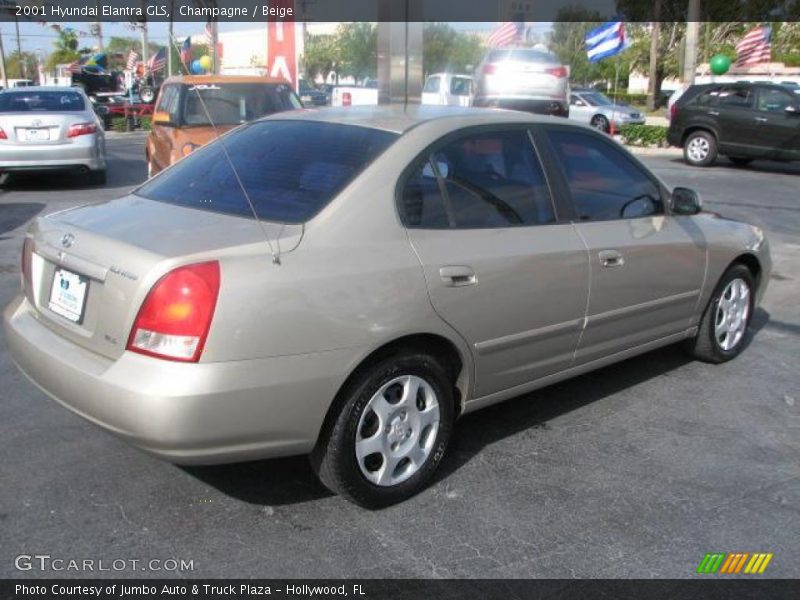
<box><xmin>473</xmin><ymin>47</ymin><xmax>570</xmax><ymax>116</ymax></box>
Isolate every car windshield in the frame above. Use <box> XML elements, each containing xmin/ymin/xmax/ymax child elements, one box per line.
<box><xmin>0</xmin><ymin>91</ymin><xmax>85</xmax><ymax>112</ymax></box>
<box><xmin>581</xmin><ymin>92</ymin><xmax>614</xmax><ymax>106</ymax></box>
<box><xmin>181</xmin><ymin>83</ymin><xmax>302</xmax><ymax>126</ymax></box>
<box><xmin>135</xmin><ymin>120</ymin><xmax>398</xmax><ymax>223</ymax></box>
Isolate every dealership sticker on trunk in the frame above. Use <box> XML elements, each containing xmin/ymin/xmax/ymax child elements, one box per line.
<box><xmin>48</xmin><ymin>268</ymin><xmax>88</xmax><ymax>323</ymax></box>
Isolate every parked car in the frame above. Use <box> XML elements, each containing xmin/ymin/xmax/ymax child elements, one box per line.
<box><xmin>4</xmin><ymin>107</ymin><xmax>770</xmax><ymax>507</ymax></box>
<box><xmin>71</xmin><ymin>65</ymin><xmax>121</xmax><ymax>96</ymax></box>
<box><xmin>421</xmin><ymin>73</ymin><xmax>473</xmax><ymax>106</ymax></box>
<box><xmin>298</xmin><ymin>78</ymin><xmax>328</xmax><ymax>107</ymax></box>
<box><xmin>0</xmin><ymin>86</ymin><xmax>106</xmax><ymax>184</ymax></box>
<box><xmin>145</xmin><ymin>75</ymin><xmax>301</xmax><ymax>177</ymax></box>
<box><xmin>331</xmin><ymin>85</ymin><xmax>379</xmax><ymax>107</ymax></box>
<box><xmin>668</xmin><ymin>82</ymin><xmax>800</xmax><ymax>166</ymax></box>
<box><xmin>473</xmin><ymin>47</ymin><xmax>569</xmax><ymax>116</ymax></box>
<box><xmin>568</xmin><ymin>88</ymin><xmax>644</xmax><ymax>133</ymax></box>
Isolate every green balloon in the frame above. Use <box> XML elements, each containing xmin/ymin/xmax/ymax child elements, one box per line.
<box><xmin>710</xmin><ymin>54</ymin><xmax>731</xmax><ymax>75</ymax></box>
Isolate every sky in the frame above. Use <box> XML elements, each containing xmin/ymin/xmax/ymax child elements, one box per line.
<box><xmin>1</xmin><ymin>20</ymin><xmax>552</xmax><ymax>55</ymax></box>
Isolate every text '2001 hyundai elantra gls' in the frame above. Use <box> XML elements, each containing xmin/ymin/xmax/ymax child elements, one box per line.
<box><xmin>4</xmin><ymin>106</ymin><xmax>770</xmax><ymax>507</ymax></box>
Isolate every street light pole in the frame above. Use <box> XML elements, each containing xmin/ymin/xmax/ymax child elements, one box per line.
<box><xmin>646</xmin><ymin>0</ymin><xmax>661</xmax><ymax>111</ymax></box>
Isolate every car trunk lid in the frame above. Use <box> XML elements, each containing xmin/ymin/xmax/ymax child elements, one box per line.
<box><xmin>0</xmin><ymin>113</ymin><xmax>91</xmax><ymax>145</ymax></box>
<box><xmin>24</xmin><ymin>194</ymin><xmax>301</xmax><ymax>360</ymax></box>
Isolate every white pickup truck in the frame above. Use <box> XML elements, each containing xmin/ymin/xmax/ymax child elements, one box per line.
<box><xmin>331</xmin><ymin>86</ymin><xmax>379</xmax><ymax>107</ymax></box>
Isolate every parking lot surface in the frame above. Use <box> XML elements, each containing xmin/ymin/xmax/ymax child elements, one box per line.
<box><xmin>1</xmin><ymin>134</ymin><xmax>798</xmax><ymax>578</ymax></box>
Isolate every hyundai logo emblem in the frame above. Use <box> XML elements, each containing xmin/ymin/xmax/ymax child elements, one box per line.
<box><xmin>61</xmin><ymin>233</ymin><xmax>75</xmax><ymax>248</ymax></box>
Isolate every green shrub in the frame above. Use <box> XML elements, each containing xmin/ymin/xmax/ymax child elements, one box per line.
<box><xmin>111</xmin><ymin>117</ymin><xmax>127</xmax><ymax>133</ymax></box>
<box><xmin>619</xmin><ymin>124</ymin><xmax>668</xmax><ymax>148</ymax></box>
<box><xmin>140</xmin><ymin>117</ymin><xmax>152</xmax><ymax>132</ymax></box>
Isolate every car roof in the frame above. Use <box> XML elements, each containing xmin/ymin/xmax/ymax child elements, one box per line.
<box><xmin>162</xmin><ymin>75</ymin><xmax>290</xmax><ymax>86</ymax></box>
<box><xmin>0</xmin><ymin>86</ymin><xmax>82</xmax><ymax>93</ymax></box>
<box><xmin>262</xmin><ymin>105</ymin><xmax>563</xmax><ymax>134</ymax></box>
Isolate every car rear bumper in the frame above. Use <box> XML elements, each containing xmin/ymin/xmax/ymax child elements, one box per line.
<box><xmin>3</xmin><ymin>295</ymin><xmax>357</xmax><ymax>465</ymax></box>
<box><xmin>0</xmin><ymin>137</ymin><xmax>105</xmax><ymax>172</ymax></box>
<box><xmin>474</xmin><ymin>96</ymin><xmax>569</xmax><ymax>116</ymax></box>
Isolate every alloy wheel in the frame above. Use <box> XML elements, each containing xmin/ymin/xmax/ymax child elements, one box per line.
<box><xmin>687</xmin><ymin>136</ymin><xmax>710</xmax><ymax>162</ymax></box>
<box><xmin>715</xmin><ymin>278</ymin><xmax>750</xmax><ymax>351</ymax></box>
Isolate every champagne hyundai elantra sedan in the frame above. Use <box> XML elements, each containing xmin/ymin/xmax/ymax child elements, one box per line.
<box><xmin>4</xmin><ymin>106</ymin><xmax>770</xmax><ymax>507</ymax></box>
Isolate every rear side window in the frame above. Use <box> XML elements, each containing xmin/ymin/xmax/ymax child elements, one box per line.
<box><xmin>155</xmin><ymin>85</ymin><xmax>180</xmax><ymax>120</ymax></box>
<box><xmin>757</xmin><ymin>87</ymin><xmax>796</xmax><ymax>112</ymax></box>
<box><xmin>0</xmin><ymin>91</ymin><xmax>85</xmax><ymax>112</ymax></box>
<box><xmin>450</xmin><ymin>77</ymin><xmax>471</xmax><ymax>96</ymax></box>
<box><xmin>400</xmin><ymin>129</ymin><xmax>556</xmax><ymax>229</ymax></box>
<box><xmin>136</xmin><ymin>121</ymin><xmax>398</xmax><ymax>223</ymax></box>
<box><xmin>545</xmin><ymin>129</ymin><xmax>663</xmax><ymax>221</ymax></box>
<box><xmin>717</xmin><ymin>86</ymin><xmax>754</xmax><ymax>108</ymax></box>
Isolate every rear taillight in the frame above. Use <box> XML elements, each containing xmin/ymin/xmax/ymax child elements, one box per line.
<box><xmin>20</xmin><ymin>237</ymin><xmax>33</xmax><ymax>294</ymax></box>
<box><xmin>545</xmin><ymin>66</ymin><xmax>568</xmax><ymax>78</ymax></box>
<box><xmin>342</xmin><ymin>92</ymin><xmax>352</xmax><ymax>107</ymax></box>
<box><xmin>482</xmin><ymin>64</ymin><xmax>497</xmax><ymax>75</ymax></box>
<box><xmin>127</xmin><ymin>261</ymin><xmax>220</xmax><ymax>363</ymax></box>
<box><xmin>67</xmin><ymin>122</ymin><xmax>98</xmax><ymax>138</ymax></box>
<box><xmin>670</xmin><ymin>103</ymin><xmax>678</xmax><ymax>121</ymax></box>
<box><xmin>0</xmin><ymin>127</ymin><xmax>7</xmax><ymax>140</ymax></box>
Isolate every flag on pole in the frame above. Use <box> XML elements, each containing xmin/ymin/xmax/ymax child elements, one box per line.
<box><xmin>147</xmin><ymin>47</ymin><xmax>167</xmax><ymax>72</ymax></box>
<box><xmin>204</xmin><ymin>21</ymin><xmax>214</xmax><ymax>46</ymax></box>
<box><xmin>735</xmin><ymin>26</ymin><xmax>772</xmax><ymax>67</ymax></box>
<box><xmin>487</xmin><ymin>22</ymin><xmax>522</xmax><ymax>48</ymax></box>
<box><xmin>125</xmin><ymin>51</ymin><xmax>139</xmax><ymax>71</ymax></box>
<box><xmin>585</xmin><ymin>21</ymin><xmax>631</xmax><ymax>63</ymax></box>
<box><xmin>180</xmin><ymin>36</ymin><xmax>192</xmax><ymax>66</ymax></box>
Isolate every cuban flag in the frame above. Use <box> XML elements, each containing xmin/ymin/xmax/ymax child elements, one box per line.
<box><xmin>585</xmin><ymin>21</ymin><xmax>631</xmax><ymax>63</ymax></box>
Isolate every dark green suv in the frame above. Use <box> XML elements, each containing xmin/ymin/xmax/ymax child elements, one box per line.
<box><xmin>667</xmin><ymin>82</ymin><xmax>800</xmax><ymax>166</ymax></box>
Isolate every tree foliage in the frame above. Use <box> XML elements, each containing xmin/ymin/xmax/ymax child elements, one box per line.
<box><xmin>423</xmin><ymin>23</ymin><xmax>484</xmax><ymax>76</ymax></box>
<box><xmin>335</xmin><ymin>23</ymin><xmax>378</xmax><ymax>83</ymax></box>
<box><xmin>45</xmin><ymin>28</ymin><xmax>80</xmax><ymax>71</ymax></box>
<box><xmin>6</xmin><ymin>51</ymin><xmax>39</xmax><ymax>80</ymax></box>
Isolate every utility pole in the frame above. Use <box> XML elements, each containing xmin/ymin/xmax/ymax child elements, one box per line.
<box><xmin>0</xmin><ymin>29</ymin><xmax>8</xmax><ymax>89</ymax></box>
<box><xmin>14</xmin><ymin>15</ymin><xmax>25</xmax><ymax>79</ymax></box>
<box><xmin>94</xmin><ymin>22</ymin><xmax>104</xmax><ymax>52</ymax></box>
<box><xmin>647</xmin><ymin>0</ymin><xmax>661</xmax><ymax>111</ymax></box>
<box><xmin>167</xmin><ymin>0</ymin><xmax>175</xmax><ymax>77</ymax></box>
<box><xmin>140</xmin><ymin>23</ymin><xmax>149</xmax><ymax>75</ymax></box>
<box><xmin>682</xmin><ymin>0</ymin><xmax>701</xmax><ymax>85</ymax></box>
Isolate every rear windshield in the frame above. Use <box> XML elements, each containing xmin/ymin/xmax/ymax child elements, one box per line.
<box><xmin>487</xmin><ymin>49</ymin><xmax>558</xmax><ymax>63</ymax></box>
<box><xmin>0</xmin><ymin>91</ymin><xmax>85</xmax><ymax>112</ymax></box>
<box><xmin>135</xmin><ymin>120</ymin><xmax>398</xmax><ymax>223</ymax></box>
<box><xmin>181</xmin><ymin>83</ymin><xmax>302</xmax><ymax>126</ymax></box>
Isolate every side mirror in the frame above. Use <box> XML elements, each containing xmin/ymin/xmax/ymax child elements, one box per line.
<box><xmin>671</xmin><ymin>187</ymin><xmax>702</xmax><ymax>215</ymax></box>
<box><xmin>152</xmin><ymin>111</ymin><xmax>173</xmax><ymax>126</ymax></box>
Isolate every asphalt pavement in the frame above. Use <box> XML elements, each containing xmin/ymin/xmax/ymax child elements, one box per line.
<box><xmin>0</xmin><ymin>134</ymin><xmax>798</xmax><ymax>579</ymax></box>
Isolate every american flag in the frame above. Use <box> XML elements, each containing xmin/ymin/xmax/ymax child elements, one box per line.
<box><xmin>204</xmin><ymin>21</ymin><xmax>214</xmax><ymax>46</ymax></box>
<box><xmin>125</xmin><ymin>50</ymin><xmax>138</xmax><ymax>71</ymax></box>
<box><xmin>147</xmin><ymin>47</ymin><xmax>167</xmax><ymax>72</ymax></box>
<box><xmin>180</xmin><ymin>36</ymin><xmax>192</xmax><ymax>66</ymax></box>
<box><xmin>735</xmin><ymin>26</ymin><xmax>772</xmax><ymax>67</ymax></box>
<box><xmin>487</xmin><ymin>22</ymin><xmax>522</xmax><ymax>48</ymax></box>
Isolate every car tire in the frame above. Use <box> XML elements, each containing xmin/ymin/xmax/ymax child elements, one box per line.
<box><xmin>684</xmin><ymin>130</ymin><xmax>717</xmax><ymax>167</ymax></box>
<box><xmin>310</xmin><ymin>351</ymin><xmax>455</xmax><ymax>508</ymax></box>
<box><xmin>729</xmin><ymin>156</ymin><xmax>753</xmax><ymax>166</ymax></box>
<box><xmin>687</xmin><ymin>264</ymin><xmax>755</xmax><ymax>363</ymax></box>
<box><xmin>140</xmin><ymin>86</ymin><xmax>156</xmax><ymax>104</ymax></box>
<box><xmin>591</xmin><ymin>114</ymin><xmax>610</xmax><ymax>133</ymax></box>
<box><xmin>87</xmin><ymin>169</ymin><xmax>106</xmax><ymax>186</ymax></box>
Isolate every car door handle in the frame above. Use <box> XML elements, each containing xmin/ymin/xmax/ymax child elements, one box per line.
<box><xmin>598</xmin><ymin>250</ymin><xmax>625</xmax><ymax>268</ymax></box>
<box><xmin>754</xmin><ymin>116</ymin><xmax>768</xmax><ymax>123</ymax></box>
<box><xmin>707</xmin><ymin>110</ymin><xmax>720</xmax><ymax>116</ymax></box>
<box><xmin>439</xmin><ymin>266</ymin><xmax>477</xmax><ymax>287</ymax></box>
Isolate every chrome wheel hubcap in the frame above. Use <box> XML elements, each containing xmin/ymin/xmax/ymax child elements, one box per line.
<box><xmin>715</xmin><ymin>278</ymin><xmax>750</xmax><ymax>351</ymax></box>
<box><xmin>591</xmin><ymin>117</ymin><xmax>606</xmax><ymax>131</ymax></box>
<box><xmin>687</xmin><ymin>137</ymin><xmax>710</xmax><ymax>162</ymax></box>
<box><xmin>355</xmin><ymin>375</ymin><xmax>440</xmax><ymax>487</ymax></box>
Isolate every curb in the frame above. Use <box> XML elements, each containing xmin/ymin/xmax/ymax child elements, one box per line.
<box><xmin>105</xmin><ymin>130</ymin><xmax>148</xmax><ymax>139</ymax></box>
<box><xmin>625</xmin><ymin>146</ymin><xmax>682</xmax><ymax>157</ymax></box>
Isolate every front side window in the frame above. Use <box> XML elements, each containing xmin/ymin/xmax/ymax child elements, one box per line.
<box><xmin>136</xmin><ymin>121</ymin><xmax>398</xmax><ymax>223</ymax></box>
<box><xmin>423</xmin><ymin>76</ymin><xmax>441</xmax><ymax>94</ymax></box>
<box><xmin>757</xmin><ymin>87</ymin><xmax>796</xmax><ymax>112</ymax></box>
<box><xmin>450</xmin><ymin>77</ymin><xmax>471</xmax><ymax>96</ymax></box>
<box><xmin>155</xmin><ymin>85</ymin><xmax>179</xmax><ymax>119</ymax></box>
<box><xmin>180</xmin><ymin>83</ymin><xmax>301</xmax><ymax>126</ymax></box>
<box><xmin>545</xmin><ymin>129</ymin><xmax>663</xmax><ymax>221</ymax></box>
<box><xmin>400</xmin><ymin>129</ymin><xmax>556</xmax><ymax>229</ymax></box>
